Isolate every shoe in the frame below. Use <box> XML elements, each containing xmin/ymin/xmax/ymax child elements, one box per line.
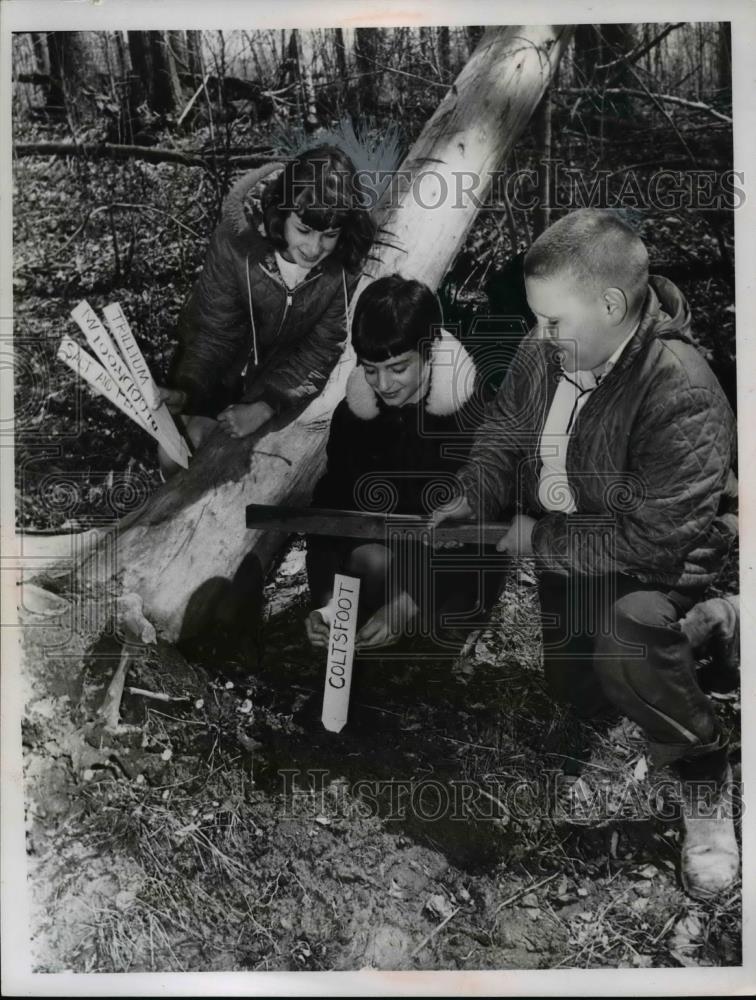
<box><xmin>680</xmin><ymin>595</ymin><xmax>739</xmax><ymax>674</ymax></box>
<box><xmin>680</xmin><ymin>765</ymin><xmax>740</xmax><ymax>901</ymax></box>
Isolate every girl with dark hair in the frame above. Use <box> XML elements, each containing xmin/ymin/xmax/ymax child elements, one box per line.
<box><xmin>157</xmin><ymin>145</ymin><xmax>375</xmax><ymax>472</ymax></box>
<box><xmin>305</xmin><ymin>274</ymin><xmax>501</xmax><ymax>652</ymax></box>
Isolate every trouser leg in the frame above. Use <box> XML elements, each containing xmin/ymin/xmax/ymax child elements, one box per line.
<box><xmin>538</xmin><ymin>572</ymin><xmax>615</xmax><ymax>718</ymax></box>
<box><xmin>593</xmin><ymin>583</ymin><xmax>726</xmax><ymax>779</ymax></box>
<box><xmin>431</xmin><ymin>560</ymin><xmax>506</xmax><ymax>649</ymax></box>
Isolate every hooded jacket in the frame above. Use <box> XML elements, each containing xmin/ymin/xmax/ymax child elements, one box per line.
<box><xmin>457</xmin><ymin>275</ymin><xmax>737</xmax><ymax>589</ymax></box>
<box><xmin>169</xmin><ymin>163</ymin><xmax>362</xmax><ymax>417</ymax></box>
<box><xmin>312</xmin><ymin>330</ymin><xmax>481</xmax><ymax>515</ymax></box>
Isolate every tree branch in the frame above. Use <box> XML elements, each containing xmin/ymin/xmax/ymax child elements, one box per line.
<box><xmin>558</xmin><ymin>87</ymin><xmax>732</xmax><ymax>123</ymax></box>
<box><xmin>595</xmin><ymin>22</ymin><xmax>685</xmax><ymax>71</ymax></box>
<box><xmin>13</xmin><ymin>141</ymin><xmax>272</xmax><ymax>170</ymax></box>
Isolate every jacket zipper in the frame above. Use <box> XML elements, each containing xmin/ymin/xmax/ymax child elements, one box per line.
<box><xmin>273</xmin><ymin>292</ymin><xmax>293</xmax><ymax>341</ymax></box>
<box><xmin>241</xmin><ymin>265</ymin><xmax>322</xmax><ymax>377</ymax></box>
<box><xmin>259</xmin><ymin>261</ymin><xmax>321</xmax><ymax>342</ymax></box>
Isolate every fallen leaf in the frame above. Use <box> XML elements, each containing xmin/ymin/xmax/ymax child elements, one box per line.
<box><xmin>425</xmin><ymin>893</ymin><xmax>456</xmax><ymax>921</ymax></box>
<box><xmin>389</xmin><ymin>879</ymin><xmax>405</xmax><ymax>899</ymax></box>
<box><xmin>633</xmin><ymin>756</ymin><xmax>649</xmax><ymax>781</ymax></box>
<box><xmin>635</xmin><ymin>863</ymin><xmax>658</xmax><ymax>880</ymax></box>
<box><xmin>670</xmin><ymin>912</ymin><xmax>703</xmax><ymax>951</ymax></box>
<box><xmin>610</xmin><ymin>830</ymin><xmax>620</xmax><ymax>858</ymax></box>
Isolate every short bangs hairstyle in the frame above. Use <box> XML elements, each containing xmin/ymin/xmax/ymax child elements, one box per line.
<box><xmin>524</xmin><ymin>209</ymin><xmax>650</xmax><ymax>315</ymax></box>
<box><xmin>262</xmin><ymin>145</ymin><xmax>375</xmax><ymax>271</ymax></box>
<box><xmin>352</xmin><ymin>275</ymin><xmax>443</xmax><ymax>363</ymax></box>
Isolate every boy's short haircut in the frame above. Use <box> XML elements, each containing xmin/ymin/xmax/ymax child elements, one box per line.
<box><xmin>352</xmin><ymin>275</ymin><xmax>443</xmax><ymax>363</ymax></box>
<box><xmin>524</xmin><ymin>209</ymin><xmax>650</xmax><ymax>314</ymax></box>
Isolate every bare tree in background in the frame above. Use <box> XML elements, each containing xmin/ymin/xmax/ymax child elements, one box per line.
<box><xmin>354</xmin><ymin>28</ymin><xmax>380</xmax><ymax>114</ymax></box>
<box><xmin>717</xmin><ymin>22</ymin><xmax>731</xmax><ymax>91</ymax></box>
<box><xmin>127</xmin><ymin>30</ymin><xmax>183</xmax><ymax>115</ymax></box>
<box><xmin>46</xmin><ymin>31</ymin><xmax>89</xmax><ymax>115</ymax></box>
<box><xmin>186</xmin><ymin>31</ymin><xmax>203</xmax><ymax>81</ymax></box>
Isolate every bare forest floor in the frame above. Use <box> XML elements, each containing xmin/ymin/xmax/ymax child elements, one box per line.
<box><xmin>21</xmin><ymin>544</ymin><xmax>742</xmax><ymax>972</ymax></box>
<box><xmin>13</xmin><ymin>114</ymin><xmax>741</xmax><ymax>973</ymax></box>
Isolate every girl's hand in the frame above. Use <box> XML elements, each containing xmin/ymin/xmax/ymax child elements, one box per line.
<box><xmin>217</xmin><ymin>401</ymin><xmax>273</xmax><ymax>438</ymax></box>
<box><xmin>305</xmin><ymin>609</ymin><xmax>330</xmax><ymax>649</ymax></box>
<box><xmin>157</xmin><ymin>386</ymin><xmax>188</xmax><ymax>415</ymax></box>
<box><xmin>355</xmin><ymin>592</ymin><xmax>418</xmax><ymax>650</ymax></box>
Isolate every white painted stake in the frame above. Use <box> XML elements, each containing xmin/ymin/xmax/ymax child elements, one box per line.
<box><xmin>57</xmin><ymin>337</ymin><xmax>188</xmax><ymax>468</ymax></box>
<box><xmin>68</xmin><ymin>301</ymin><xmax>188</xmax><ymax>468</ymax></box>
<box><xmin>58</xmin><ymin>337</ymin><xmax>155</xmax><ymax>432</ymax></box>
<box><xmin>103</xmin><ymin>302</ymin><xmax>189</xmax><ymax>463</ymax></box>
<box><xmin>70</xmin><ymin>301</ymin><xmax>154</xmax><ymax>432</ymax></box>
<box><xmin>102</xmin><ymin>302</ymin><xmax>161</xmax><ymax>409</ymax></box>
<box><xmin>321</xmin><ymin>574</ymin><xmax>361</xmax><ymax>733</ymax></box>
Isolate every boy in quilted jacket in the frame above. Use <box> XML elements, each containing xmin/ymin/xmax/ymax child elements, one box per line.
<box><xmin>432</xmin><ymin>209</ymin><xmax>739</xmax><ymax>901</ymax></box>
<box><xmin>157</xmin><ymin>145</ymin><xmax>374</xmax><ymax>473</ymax></box>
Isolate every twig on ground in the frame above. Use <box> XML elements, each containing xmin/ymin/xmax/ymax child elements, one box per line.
<box><xmin>494</xmin><ymin>871</ymin><xmax>560</xmax><ymax>914</ymax></box>
<box><xmin>411</xmin><ymin>905</ymin><xmax>461</xmax><ymax>959</ymax></box>
<box><xmin>126</xmin><ymin>686</ymin><xmax>189</xmax><ymax>703</ymax></box>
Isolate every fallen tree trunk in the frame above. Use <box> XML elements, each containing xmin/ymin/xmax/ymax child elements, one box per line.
<box><xmin>30</xmin><ymin>24</ymin><xmax>572</xmax><ymax>643</ymax></box>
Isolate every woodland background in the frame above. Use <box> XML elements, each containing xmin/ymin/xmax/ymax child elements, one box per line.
<box><xmin>12</xmin><ymin>23</ymin><xmax>741</xmax><ymax>974</ymax></box>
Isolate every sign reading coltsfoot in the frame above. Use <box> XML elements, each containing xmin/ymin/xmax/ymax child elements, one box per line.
<box><xmin>321</xmin><ymin>574</ymin><xmax>361</xmax><ymax>733</ymax></box>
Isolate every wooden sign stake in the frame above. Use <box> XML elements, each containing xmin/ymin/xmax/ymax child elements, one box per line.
<box><xmin>321</xmin><ymin>574</ymin><xmax>361</xmax><ymax>733</ymax></box>
<box><xmin>63</xmin><ymin>301</ymin><xmax>188</xmax><ymax>469</ymax></box>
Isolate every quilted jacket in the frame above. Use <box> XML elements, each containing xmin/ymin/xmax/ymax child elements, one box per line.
<box><xmin>313</xmin><ymin>330</ymin><xmax>482</xmax><ymax>515</ymax></box>
<box><xmin>168</xmin><ymin>162</ymin><xmax>362</xmax><ymax>417</ymax></box>
<box><xmin>456</xmin><ymin>275</ymin><xmax>737</xmax><ymax>589</ymax></box>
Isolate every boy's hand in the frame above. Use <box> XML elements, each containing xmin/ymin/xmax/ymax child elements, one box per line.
<box><xmin>305</xmin><ymin>609</ymin><xmax>330</xmax><ymax>649</ymax></box>
<box><xmin>496</xmin><ymin>514</ymin><xmax>537</xmax><ymax>557</ymax></box>
<box><xmin>429</xmin><ymin>493</ymin><xmax>474</xmax><ymax>526</ymax></box>
<box><xmin>217</xmin><ymin>401</ymin><xmax>273</xmax><ymax>438</ymax></box>
<box><xmin>157</xmin><ymin>386</ymin><xmax>188</xmax><ymax>415</ymax></box>
<box><xmin>428</xmin><ymin>493</ymin><xmax>475</xmax><ymax>549</ymax></box>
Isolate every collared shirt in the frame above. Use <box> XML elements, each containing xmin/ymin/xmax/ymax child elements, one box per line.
<box><xmin>538</xmin><ymin>323</ymin><xmax>639</xmax><ymax>513</ymax></box>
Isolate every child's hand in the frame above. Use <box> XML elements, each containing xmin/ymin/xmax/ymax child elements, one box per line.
<box><xmin>217</xmin><ymin>401</ymin><xmax>273</xmax><ymax>438</ymax></box>
<box><xmin>157</xmin><ymin>386</ymin><xmax>188</xmax><ymax>415</ymax></box>
<box><xmin>429</xmin><ymin>493</ymin><xmax>474</xmax><ymax>526</ymax></box>
<box><xmin>355</xmin><ymin>592</ymin><xmax>418</xmax><ymax>650</ymax></box>
<box><xmin>496</xmin><ymin>514</ymin><xmax>537</xmax><ymax>557</ymax></box>
<box><xmin>428</xmin><ymin>493</ymin><xmax>475</xmax><ymax>549</ymax></box>
<box><xmin>305</xmin><ymin>609</ymin><xmax>330</xmax><ymax>649</ymax></box>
